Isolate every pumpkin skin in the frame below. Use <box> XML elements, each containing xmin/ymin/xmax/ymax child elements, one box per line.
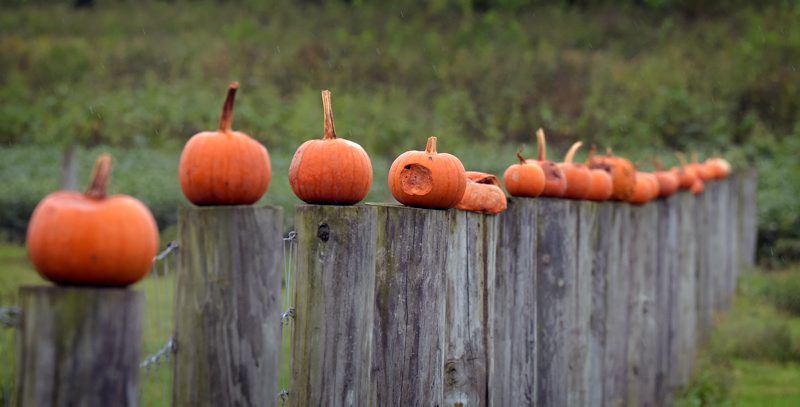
<box><xmin>456</xmin><ymin>171</ymin><xmax>508</xmax><ymax>215</ymax></box>
<box><xmin>388</xmin><ymin>136</ymin><xmax>467</xmax><ymax>209</ymax></box>
<box><xmin>179</xmin><ymin>82</ymin><xmax>271</xmax><ymax>206</ymax></box>
<box><xmin>705</xmin><ymin>157</ymin><xmax>731</xmax><ymax>180</ymax></box>
<box><xmin>27</xmin><ymin>155</ymin><xmax>159</xmax><ymax>286</ymax></box>
<box><xmin>558</xmin><ymin>141</ymin><xmax>592</xmax><ymax>200</ymax></box>
<box><xmin>690</xmin><ymin>177</ymin><xmax>705</xmax><ymax>195</ymax></box>
<box><xmin>689</xmin><ymin>152</ymin><xmax>715</xmax><ymax>181</ymax></box>
<box><xmin>289</xmin><ymin>90</ymin><xmax>372</xmax><ymax>205</ymax></box>
<box><xmin>651</xmin><ymin>158</ymin><xmax>680</xmax><ymax>198</ymax></box>
<box><xmin>587</xmin><ymin>147</ymin><xmax>636</xmax><ymax>201</ymax></box>
<box><xmin>628</xmin><ymin>172</ymin><xmax>658</xmax><ymax>205</ymax></box>
<box><xmin>527</xmin><ymin>128</ymin><xmax>567</xmax><ymax>197</ymax></box>
<box><xmin>503</xmin><ymin>147</ymin><xmax>546</xmax><ymax>198</ymax></box>
<box><xmin>674</xmin><ymin>152</ymin><xmax>698</xmax><ymax>189</ymax></box>
<box><xmin>585</xmin><ymin>169</ymin><xmax>613</xmax><ymax>201</ymax></box>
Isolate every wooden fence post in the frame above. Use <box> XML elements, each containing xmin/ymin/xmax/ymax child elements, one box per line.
<box><xmin>536</xmin><ymin>198</ymin><xmax>578</xmax><ymax>406</ymax></box>
<box><xmin>656</xmin><ymin>196</ymin><xmax>679</xmax><ymax>405</ymax></box>
<box><xmin>490</xmin><ymin>198</ymin><xmax>538</xmax><ymax>406</ymax></box>
<box><xmin>604</xmin><ymin>203</ymin><xmax>630</xmax><ymax>406</ymax></box>
<box><xmin>370</xmin><ymin>205</ymin><xmax>449</xmax><ymax>405</ymax></box>
<box><xmin>575</xmin><ymin>200</ymin><xmax>598</xmax><ymax>406</ymax></box>
<box><xmin>587</xmin><ymin>202</ymin><xmax>615</xmax><ymax>407</ymax></box>
<box><xmin>15</xmin><ymin>286</ymin><xmax>142</xmax><ymax>406</ymax></box>
<box><xmin>173</xmin><ymin>206</ymin><xmax>283</xmax><ymax>406</ymax></box>
<box><xmin>445</xmin><ymin>211</ymin><xmax>497</xmax><ymax>405</ymax></box>
<box><xmin>673</xmin><ymin>192</ymin><xmax>698</xmax><ymax>386</ymax></box>
<box><xmin>738</xmin><ymin>171</ymin><xmax>758</xmax><ymax>268</ymax></box>
<box><xmin>695</xmin><ymin>186</ymin><xmax>714</xmax><ymax>340</ymax></box>
<box><xmin>290</xmin><ymin>205</ymin><xmax>377</xmax><ymax>406</ymax></box>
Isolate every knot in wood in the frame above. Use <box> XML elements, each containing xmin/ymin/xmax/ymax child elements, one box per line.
<box><xmin>317</xmin><ymin>223</ymin><xmax>330</xmax><ymax>242</ymax></box>
<box><xmin>542</xmin><ymin>254</ymin><xmax>551</xmax><ymax>264</ymax></box>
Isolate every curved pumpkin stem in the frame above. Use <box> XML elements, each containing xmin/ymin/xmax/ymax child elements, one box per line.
<box><xmin>536</xmin><ymin>128</ymin><xmax>547</xmax><ymax>161</ymax></box>
<box><xmin>652</xmin><ymin>157</ymin><xmax>664</xmax><ymax>171</ymax></box>
<box><xmin>675</xmin><ymin>151</ymin><xmax>689</xmax><ymax>167</ymax></box>
<box><xmin>86</xmin><ymin>154</ymin><xmax>112</xmax><ymax>200</ymax></box>
<box><xmin>564</xmin><ymin>141</ymin><xmax>583</xmax><ymax>164</ymax></box>
<box><xmin>218</xmin><ymin>82</ymin><xmax>239</xmax><ymax>133</ymax></box>
<box><xmin>425</xmin><ymin>136</ymin><xmax>438</xmax><ymax>154</ymax></box>
<box><xmin>322</xmin><ymin>90</ymin><xmax>337</xmax><ymax>140</ymax></box>
<box><xmin>517</xmin><ymin>146</ymin><xmax>526</xmax><ymax>164</ymax></box>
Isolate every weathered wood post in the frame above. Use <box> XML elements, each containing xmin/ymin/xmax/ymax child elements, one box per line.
<box><xmin>695</xmin><ymin>185</ymin><xmax>714</xmax><ymax>340</ymax></box>
<box><xmin>445</xmin><ymin>211</ymin><xmax>496</xmax><ymax>405</ymax></box>
<box><xmin>173</xmin><ymin>206</ymin><xmax>283</xmax><ymax>406</ymax></box>
<box><xmin>290</xmin><ymin>205</ymin><xmax>377</xmax><ymax>406</ymax></box>
<box><xmin>490</xmin><ymin>198</ymin><xmax>538</xmax><ymax>406</ymax></box>
<box><xmin>656</xmin><ymin>195</ymin><xmax>679</xmax><ymax>405</ymax></box>
<box><xmin>604</xmin><ymin>203</ymin><xmax>631</xmax><ymax>407</ymax></box>
<box><xmin>536</xmin><ymin>198</ymin><xmax>578</xmax><ymax>406</ymax></box>
<box><xmin>574</xmin><ymin>200</ymin><xmax>598</xmax><ymax>406</ymax></box>
<box><xmin>370</xmin><ymin>205</ymin><xmax>449</xmax><ymax>405</ymax></box>
<box><xmin>738</xmin><ymin>171</ymin><xmax>758</xmax><ymax>268</ymax></box>
<box><xmin>588</xmin><ymin>202</ymin><xmax>616</xmax><ymax>407</ymax></box>
<box><xmin>15</xmin><ymin>286</ymin><xmax>142</xmax><ymax>406</ymax></box>
<box><xmin>673</xmin><ymin>192</ymin><xmax>698</xmax><ymax>386</ymax></box>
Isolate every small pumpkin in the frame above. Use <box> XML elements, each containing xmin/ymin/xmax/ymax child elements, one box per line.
<box><xmin>674</xmin><ymin>152</ymin><xmax>699</xmax><ymax>189</ymax></box>
<box><xmin>690</xmin><ymin>177</ymin><xmax>705</xmax><ymax>195</ymax></box>
<box><xmin>527</xmin><ymin>128</ymin><xmax>567</xmax><ymax>197</ymax></box>
<box><xmin>27</xmin><ymin>154</ymin><xmax>159</xmax><ymax>286</ymax></box>
<box><xmin>704</xmin><ymin>157</ymin><xmax>731</xmax><ymax>180</ymax></box>
<box><xmin>584</xmin><ymin>146</ymin><xmax>613</xmax><ymax>202</ymax></box>
<box><xmin>503</xmin><ymin>147</ymin><xmax>546</xmax><ymax>198</ymax></box>
<box><xmin>652</xmin><ymin>158</ymin><xmax>680</xmax><ymax>199</ymax></box>
<box><xmin>690</xmin><ymin>151</ymin><xmax>714</xmax><ymax>181</ymax></box>
<box><xmin>587</xmin><ymin>147</ymin><xmax>636</xmax><ymax>201</ymax></box>
<box><xmin>179</xmin><ymin>82</ymin><xmax>271</xmax><ymax>206</ymax></box>
<box><xmin>456</xmin><ymin>171</ymin><xmax>508</xmax><ymax>215</ymax></box>
<box><xmin>289</xmin><ymin>90</ymin><xmax>373</xmax><ymax>205</ymax></box>
<box><xmin>388</xmin><ymin>136</ymin><xmax>467</xmax><ymax>209</ymax></box>
<box><xmin>628</xmin><ymin>172</ymin><xmax>658</xmax><ymax>205</ymax></box>
<box><xmin>558</xmin><ymin>141</ymin><xmax>592</xmax><ymax>200</ymax></box>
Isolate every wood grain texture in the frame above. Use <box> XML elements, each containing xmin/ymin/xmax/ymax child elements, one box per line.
<box><xmin>173</xmin><ymin>206</ymin><xmax>283</xmax><ymax>407</ymax></box>
<box><xmin>291</xmin><ymin>205</ymin><xmax>377</xmax><ymax>406</ymax></box>
<box><xmin>604</xmin><ymin>203</ymin><xmax>630</xmax><ymax>407</ymax></box>
<box><xmin>656</xmin><ymin>196</ymin><xmax>679</xmax><ymax>405</ymax></box>
<box><xmin>444</xmin><ymin>211</ymin><xmax>496</xmax><ymax>406</ymax></box>
<box><xmin>16</xmin><ymin>286</ymin><xmax>142</xmax><ymax>407</ymax></box>
<box><xmin>737</xmin><ymin>171</ymin><xmax>758</xmax><ymax>268</ymax></box>
<box><xmin>536</xmin><ymin>198</ymin><xmax>577</xmax><ymax>407</ymax></box>
<box><xmin>695</xmin><ymin>187</ymin><xmax>713</xmax><ymax>340</ymax></box>
<box><xmin>589</xmin><ymin>202</ymin><xmax>616</xmax><ymax>407</ymax></box>
<box><xmin>490</xmin><ymin>198</ymin><xmax>538</xmax><ymax>406</ymax></box>
<box><xmin>674</xmin><ymin>192</ymin><xmax>698</xmax><ymax>386</ymax></box>
<box><xmin>370</xmin><ymin>205</ymin><xmax>449</xmax><ymax>406</ymax></box>
<box><xmin>574</xmin><ymin>200</ymin><xmax>598</xmax><ymax>407</ymax></box>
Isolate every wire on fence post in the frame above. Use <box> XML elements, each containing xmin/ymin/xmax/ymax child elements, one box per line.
<box><xmin>278</xmin><ymin>230</ymin><xmax>297</xmax><ymax>405</ymax></box>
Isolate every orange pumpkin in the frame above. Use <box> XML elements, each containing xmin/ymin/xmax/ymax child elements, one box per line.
<box><xmin>587</xmin><ymin>147</ymin><xmax>636</xmax><ymax>201</ymax></box>
<box><xmin>558</xmin><ymin>141</ymin><xmax>592</xmax><ymax>200</ymax></box>
<box><xmin>456</xmin><ymin>171</ymin><xmax>508</xmax><ymax>215</ymax></box>
<box><xmin>527</xmin><ymin>128</ymin><xmax>567</xmax><ymax>197</ymax></box>
<box><xmin>704</xmin><ymin>157</ymin><xmax>731</xmax><ymax>180</ymax></box>
<box><xmin>690</xmin><ymin>177</ymin><xmax>705</xmax><ymax>195</ymax></box>
<box><xmin>690</xmin><ymin>152</ymin><xmax>714</xmax><ymax>181</ymax></box>
<box><xmin>674</xmin><ymin>152</ymin><xmax>698</xmax><ymax>189</ymax></box>
<box><xmin>584</xmin><ymin>146</ymin><xmax>613</xmax><ymax>201</ymax></box>
<box><xmin>652</xmin><ymin>158</ymin><xmax>680</xmax><ymax>199</ymax></box>
<box><xmin>628</xmin><ymin>172</ymin><xmax>658</xmax><ymax>205</ymax></box>
<box><xmin>503</xmin><ymin>147</ymin><xmax>546</xmax><ymax>198</ymax></box>
<box><xmin>388</xmin><ymin>136</ymin><xmax>466</xmax><ymax>209</ymax></box>
<box><xmin>289</xmin><ymin>90</ymin><xmax>373</xmax><ymax>205</ymax></box>
<box><xmin>179</xmin><ymin>82</ymin><xmax>271</xmax><ymax>205</ymax></box>
<box><xmin>27</xmin><ymin>154</ymin><xmax>159</xmax><ymax>286</ymax></box>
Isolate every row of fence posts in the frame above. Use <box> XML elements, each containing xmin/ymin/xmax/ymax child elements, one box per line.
<box><xmin>8</xmin><ymin>172</ymin><xmax>756</xmax><ymax>406</ymax></box>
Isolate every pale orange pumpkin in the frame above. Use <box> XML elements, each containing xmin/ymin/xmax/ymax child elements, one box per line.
<box><xmin>652</xmin><ymin>158</ymin><xmax>680</xmax><ymax>199</ymax></box>
<box><xmin>455</xmin><ymin>171</ymin><xmax>508</xmax><ymax>215</ymax></box>
<box><xmin>705</xmin><ymin>157</ymin><xmax>732</xmax><ymax>180</ymax></box>
<box><xmin>27</xmin><ymin>154</ymin><xmax>159</xmax><ymax>286</ymax></box>
<box><xmin>388</xmin><ymin>136</ymin><xmax>466</xmax><ymax>209</ymax></box>
<box><xmin>584</xmin><ymin>146</ymin><xmax>613</xmax><ymax>201</ymax></box>
<box><xmin>289</xmin><ymin>90</ymin><xmax>373</xmax><ymax>205</ymax></box>
<box><xmin>179</xmin><ymin>82</ymin><xmax>271</xmax><ymax>205</ymax></box>
<box><xmin>527</xmin><ymin>128</ymin><xmax>567</xmax><ymax>197</ymax></box>
<box><xmin>628</xmin><ymin>172</ymin><xmax>658</xmax><ymax>205</ymax></box>
<box><xmin>503</xmin><ymin>147</ymin><xmax>546</xmax><ymax>198</ymax></box>
<box><xmin>587</xmin><ymin>147</ymin><xmax>636</xmax><ymax>201</ymax></box>
<box><xmin>558</xmin><ymin>141</ymin><xmax>592</xmax><ymax>200</ymax></box>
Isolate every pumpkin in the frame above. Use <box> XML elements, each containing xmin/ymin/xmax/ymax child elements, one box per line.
<box><xmin>652</xmin><ymin>158</ymin><xmax>680</xmax><ymax>199</ymax></box>
<box><xmin>674</xmin><ymin>152</ymin><xmax>699</xmax><ymax>189</ymax></box>
<box><xmin>690</xmin><ymin>177</ymin><xmax>705</xmax><ymax>195</ymax></box>
<box><xmin>587</xmin><ymin>147</ymin><xmax>636</xmax><ymax>201</ymax></box>
<box><xmin>388</xmin><ymin>136</ymin><xmax>466</xmax><ymax>209</ymax></box>
<box><xmin>705</xmin><ymin>157</ymin><xmax>731</xmax><ymax>180</ymax></box>
<box><xmin>690</xmin><ymin>151</ymin><xmax>714</xmax><ymax>181</ymax></box>
<box><xmin>179</xmin><ymin>82</ymin><xmax>271</xmax><ymax>206</ymax></box>
<box><xmin>289</xmin><ymin>90</ymin><xmax>373</xmax><ymax>205</ymax></box>
<box><xmin>455</xmin><ymin>171</ymin><xmax>508</xmax><ymax>215</ymax></box>
<box><xmin>558</xmin><ymin>141</ymin><xmax>592</xmax><ymax>200</ymax></box>
<box><xmin>628</xmin><ymin>172</ymin><xmax>659</xmax><ymax>205</ymax></box>
<box><xmin>584</xmin><ymin>145</ymin><xmax>614</xmax><ymax>201</ymax></box>
<box><xmin>527</xmin><ymin>128</ymin><xmax>567</xmax><ymax>197</ymax></box>
<box><xmin>503</xmin><ymin>147</ymin><xmax>546</xmax><ymax>198</ymax></box>
<box><xmin>26</xmin><ymin>154</ymin><xmax>159</xmax><ymax>286</ymax></box>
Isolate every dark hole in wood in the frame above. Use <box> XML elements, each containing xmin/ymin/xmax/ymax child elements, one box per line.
<box><xmin>317</xmin><ymin>223</ymin><xmax>330</xmax><ymax>242</ymax></box>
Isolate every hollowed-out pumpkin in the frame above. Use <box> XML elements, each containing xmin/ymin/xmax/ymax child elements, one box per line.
<box><xmin>289</xmin><ymin>90</ymin><xmax>373</xmax><ymax>205</ymax></box>
<box><xmin>388</xmin><ymin>136</ymin><xmax>466</xmax><ymax>209</ymax></box>
<box><xmin>587</xmin><ymin>147</ymin><xmax>636</xmax><ymax>201</ymax></box>
<box><xmin>503</xmin><ymin>147</ymin><xmax>546</xmax><ymax>198</ymax></box>
<box><xmin>527</xmin><ymin>128</ymin><xmax>567</xmax><ymax>197</ymax></box>
<box><xmin>558</xmin><ymin>141</ymin><xmax>592</xmax><ymax>200</ymax></box>
<box><xmin>456</xmin><ymin>171</ymin><xmax>508</xmax><ymax>215</ymax></box>
<box><xmin>179</xmin><ymin>82</ymin><xmax>271</xmax><ymax>205</ymax></box>
<box><xmin>27</xmin><ymin>154</ymin><xmax>159</xmax><ymax>286</ymax></box>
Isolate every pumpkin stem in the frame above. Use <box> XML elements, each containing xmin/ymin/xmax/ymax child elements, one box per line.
<box><xmin>536</xmin><ymin>128</ymin><xmax>546</xmax><ymax>161</ymax></box>
<box><xmin>517</xmin><ymin>146</ymin><xmax>526</xmax><ymax>164</ymax></box>
<box><xmin>218</xmin><ymin>82</ymin><xmax>239</xmax><ymax>133</ymax></box>
<box><xmin>322</xmin><ymin>90</ymin><xmax>337</xmax><ymax>140</ymax></box>
<box><xmin>652</xmin><ymin>157</ymin><xmax>664</xmax><ymax>171</ymax></box>
<box><xmin>425</xmin><ymin>136</ymin><xmax>438</xmax><ymax>154</ymax></box>
<box><xmin>85</xmin><ymin>154</ymin><xmax>112</xmax><ymax>200</ymax></box>
<box><xmin>587</xmin><ymin>144</ymin><xmax>597</xmax><ymax>163</ymax></box>
<box><xmin>564</xmin><ymin>141</ymin><xmax>582</xmax><ymax>164</ymax></box>
<box><xmin>675</xmin><ymin>151</ymin><xmax>689</xmax><ymax>167</ymax></box>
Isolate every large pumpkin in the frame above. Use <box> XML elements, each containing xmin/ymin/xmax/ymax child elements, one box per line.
<box><xmin>179</xmin><ymin>82</ymin><xmax>271</xmax><ymax>205</ymax></box>
<box><xmin>503</xmin><ymin>147</ymin><xmax>546</xmax><ymax>198</ymax></box>
<box><xmin>388</xmin><ymin>136</ymin><xmax>466</xmax><ymax>209</ymax></box>
<box><xmin>558</xmin><ymin>141</ymin><xmax>592</xmax><ymax>200</ymax></box>
<box><xmin>289</xmin><ymin>90</ymin><xmax>373</xmax><ymax>205</ymax></box>
<box><xmin>527</xmin><ymin>128</ymin><xmax>567</xmax><ymax>197</ymax></box>
<box><xmin>456</xmin><ymin>171</ymin><xmax>508</xmax><ymax>215</ymax></box>
<box><xmin>27</xmin><ymin>154</ymin><xmax>159</xmax><ymax>286</ymax></box>
<box><xmin>587</xmin><ymin>147</ymin><xmax>636</xmax><ymax>201</ymax></box>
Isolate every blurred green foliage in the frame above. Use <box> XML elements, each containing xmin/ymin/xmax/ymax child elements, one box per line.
<box><xmin>0</xmin><ymin>1</ymin><xmax>798</xmax><ymax>262</ymax></box>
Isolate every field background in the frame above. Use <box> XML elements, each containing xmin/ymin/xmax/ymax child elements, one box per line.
<box><xmin>2</xmin><ymin>0</ymin><xmax>800</xmax><ymax>404</ymax></box>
